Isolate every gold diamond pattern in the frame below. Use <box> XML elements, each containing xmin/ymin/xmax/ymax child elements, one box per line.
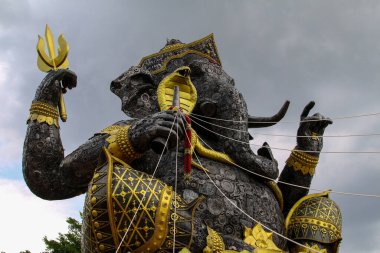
<box><xmin>111</xmin><ymin>163</ymin><xmax>165</xmax><ymax>251</ymax></box>
<box><xmin>82</xmin><ymin>149</ymin><xmax>202</xmax><ymax>252</ymax></box>
<box><xmin>288</xmin><ymin>195</ymin><xmax>342</xmax><ymax>244</ymax></box>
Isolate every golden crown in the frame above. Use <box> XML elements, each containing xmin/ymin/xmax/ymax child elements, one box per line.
<box><xmin>138</xmin><ymin>34</ymin><xmax>222</xmax><ymax>75</ymax></box>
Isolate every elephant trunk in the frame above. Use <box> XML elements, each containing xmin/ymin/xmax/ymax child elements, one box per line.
<box><xmin>194</xmin><ymin>85</ymin><xmax>285</xmax><ymax>180</ymax></box>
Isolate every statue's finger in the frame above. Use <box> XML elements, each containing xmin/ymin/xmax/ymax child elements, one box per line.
<box><xmin>151</xmin><ymin>126</ymin><xmax>178</xmax><ymax>149</ymax></box>
<box><xmin>157</xmin><ymin>111</ymin><xmax>177</xmax><ymax>122</ymax></box>
<box><xmin>160</xmin><ymin>121</ymin><xmax>184</xmax><ymax>138</ymax></box>
<box><xmin>320</xmin><ymin>117</ymin><xmax>333</xmax><ymax>128</ymax></box>
<box><xmin>61</xmin><ymin>73</ymin><xmax>77</xmax><ymax>89</ymax></box>
<box><xmin>312</xmin><ymin>114</ymin><xmax>333</xmax><ymax>129</ymax></box>
<box><xmin>258</xmin><ymin>142</ymin><xmax>274</xmax><ymax>161</ymax></box>
<box><xmin>324</xmin><ymin>116</ymin><xmax>333</xmax><ymax>125</ymax></box>
<box><xmin>300</xmin><ymin>101</ymin><xmax>315</xmax><ymax>120</ymax></box>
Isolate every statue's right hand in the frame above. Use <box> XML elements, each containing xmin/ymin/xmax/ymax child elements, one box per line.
<box><xmin>34</xmin><ymin>69</ymin><xmax>77</xmax><ymax>106</ymax></box>
<box><xmin>128</xmin><ymin>110</ymin><xmax>185</xmax><ymax>153</ymax></box>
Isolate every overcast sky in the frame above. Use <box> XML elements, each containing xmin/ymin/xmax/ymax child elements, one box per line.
<box><xmin>1</xmin><ymin>0</ymin><xmax>380</xmax><ymax>252</ymax></box>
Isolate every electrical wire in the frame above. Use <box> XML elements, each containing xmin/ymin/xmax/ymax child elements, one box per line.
<box><xmin>191</xmin><ymin>111</ymin><xmax>380</xmax><ymax>124</ymax></box>
<box><xmin>115</xmin><ymin>116</ymin><xmax>177</xmax><ymax>253</ymax></box>
<box><xmin>191</xmin><ymin>120</ymin><xmax>380</xmax><ymax>199</ymax></box>
<box><xmin>196</xmin><ymin>129</ymin><xmax>380</xmax><ymax>198</ymax></box>
<box><xmin>173</xmin><ymin>115</ymin><xmax>179</xmax><ymax>253</ymax></box>
<box><xmin>190</xmin><ymin>113</ymin><xmax>248</xmax><ymax>133</ymax></box>
<box><xmin>192</xmin><ymin>112</ymin><xmax>380</xmax><ymax>138</ymax></box>
<box><xmin>191</xmin><ymin>118</ymin><xmax>380</xmax><ymax>154</ymax></box>
<box><xmin>249</xmin><ymin>143</ymin><xmax>380</xmax><ymax>154</ymax></box>
<box><xmin>253</xmin><ymin>132</ymin><xmax>380</xmax><ymax>138</ymax></box>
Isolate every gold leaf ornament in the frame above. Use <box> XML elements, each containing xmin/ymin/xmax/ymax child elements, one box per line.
<box><xmin>243</xmin><ymin>224</ymin><xmax>284</xmax><ymax>252</ymax></box>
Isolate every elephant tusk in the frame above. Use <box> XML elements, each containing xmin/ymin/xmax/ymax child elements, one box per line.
<box><xmin>248</xmin><ymin>100</ymin><xmax>290</xmax><ymax>128</ymax></box>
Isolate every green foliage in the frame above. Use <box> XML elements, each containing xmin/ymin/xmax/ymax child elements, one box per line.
<box><xmin>43</xmin><ymin>217</ymin><xmax>81</xmax><ymax>253</ymax></box>
<box><xmin>20</xmin><ymin>251</ymin><xmax>31</xmax><ymax>253</ymax></box>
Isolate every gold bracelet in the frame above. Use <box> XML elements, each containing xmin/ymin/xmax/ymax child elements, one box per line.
<box><xmin>286</xmin><ymin>149</ymin><xmax>319</xmax><ymax>176</ymax></box>
<box><xmin>105</xmin><ymin>125</ymin><xmax>143</xmax><ymax>163</ymax></box>
<box><xmin>27</xmin><ymin>101</ymin><xmax>59</xmax><ymax>127</ymax></box>
<box><xmin>116</xmin><ymin>126</ymin><xmax>143</xmax><ymax>161</ymax></box>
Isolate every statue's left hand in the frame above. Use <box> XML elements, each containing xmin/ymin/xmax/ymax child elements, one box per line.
<box><xmin>296</xmin><ymin>101</ymin><xmax>333</xmax><ymax>155</ymax></box>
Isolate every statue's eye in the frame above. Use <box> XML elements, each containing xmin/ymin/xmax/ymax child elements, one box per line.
<box><xmin>188</xmin><ymin>63</ymin><xmax>204</xmax><ymax>77</ymax></box>
<box><xmin>131</xmin><ymin>74</ymin><xmax>153</xmax><ymax>86</ymax></box>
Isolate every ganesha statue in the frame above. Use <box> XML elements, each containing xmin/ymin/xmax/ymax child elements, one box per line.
<box><xmin>23</xmin><ymin>34</ymin><xmax>342</xmax><ymax>252</ymax></box>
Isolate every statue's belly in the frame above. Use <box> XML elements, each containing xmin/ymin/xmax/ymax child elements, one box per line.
<box><xmin>151</xmin><ymin>154</ymin><xmax>286</xmax><ymax>250</ymax></box>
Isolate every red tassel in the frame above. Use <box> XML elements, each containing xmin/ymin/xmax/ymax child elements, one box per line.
<box><xmin>184</xmin><ymin>114</ymin><xmax>192</xmax><ymax>175</ymax></box>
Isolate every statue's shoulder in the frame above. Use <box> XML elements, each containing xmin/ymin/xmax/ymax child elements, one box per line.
<box><xmin>98</xmin><ymin>119</ymin><xmax>136</xmax><ymax>135</ymax></box>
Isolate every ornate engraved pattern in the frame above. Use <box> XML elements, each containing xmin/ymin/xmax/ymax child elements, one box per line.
<box><xmin>82</xmin><ymin>157</ymin><xmax>116</xmax><ymax>252</ymax></box>
<box><xmin>100</xmin><ymin>125</ymin><xmax>123</xmax><ymax>134</ymax></box>
<box><xmin>203</xmin><ymin>226</ymin><xmax>226</xmax><ymax>253</ymax></box>
<box><xmin>110</xmin><ymin>156</ymin><xmax>166</xmax><ymax>252</ymax></box>
<box><xmin>115</xmin><ymin>126</ymin><xmax>143</xmax><ymax>161</ymax></box>
<box><xmin>28</xmin><ymin>101</ymin><xmax>59</xmax><ymax>127</ymax></box>
<box><xmin>139</xmin><ymin>34</ymin><xmax>222</xmax><ymax>74</ymax></box>
<box><xmin>290</xmin><ymin>242</ymin><xmax>328</xmax><ymax>253</ymax></box>
<box><xmin>159</xmin><ymin>193</ymin><xmax>204</xmax><ymax>252</ymax></box>
<box><xmin>286</xmin><ymin>192</ymin><xmax>342</xmax><ymax>244</ymax></box>
<box><xmin>82</xmin><ymin>149</ymin><xmax>200</xmax><ymax>252</ymax></box>
<box><xmin>286</xmin><ymin>150</ymin><xmax>319</xmax><ymax>176</ymax></box>
<box><xmin>102</xmin><ymin>125</ymin><xmax>143</xmax><ymax>164</ymax></box>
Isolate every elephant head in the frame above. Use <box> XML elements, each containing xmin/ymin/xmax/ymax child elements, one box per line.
<box><xmin>111</xmin><ymin>36</ymin><xmax>289</xmax><ymax>180</ymax></box>
<box><xmin>110</xmin><ymin>66</ymin><xmax>160</xmax><ymax>118</ymax></box>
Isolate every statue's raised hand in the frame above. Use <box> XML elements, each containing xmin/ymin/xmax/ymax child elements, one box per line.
<box><xmin>128</xmin><ymin>110</ymin><xmax>185</xmax><ymax>153</ymax></box>
<box><xmin>34</xmin><ymin>69</ymin><xmax>77</xmax><ymax>106</ymax></box>
<box><xmin>296</xmin><ymin>101</ymin><xmax>333</xmax><ymax>156</ymax></box>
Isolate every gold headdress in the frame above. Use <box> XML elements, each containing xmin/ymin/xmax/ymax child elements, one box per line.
<box><xmin>138</xmin><ymin>34</ymin><xmax>222</xmax><ymax>75</ymax></box>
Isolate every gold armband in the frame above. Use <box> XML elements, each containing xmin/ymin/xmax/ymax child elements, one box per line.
<box><xmin>286</xmin><ymin>149</ymin><xmax>319</xmax><ymax>176</ymax></box>
<box><xmin>105</xmin><ymin>125</ymin><xmax>142</xmax><ymax>164</ymax></box>
<box><xmin>27</xmin><ymin>101</ymin><xmax>59</xmax><ymax>127</ymax></box>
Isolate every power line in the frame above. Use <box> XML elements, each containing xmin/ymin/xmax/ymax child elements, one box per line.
<box><xmin>182</xmin><ymin>112</ymin><xmax>380</xmax><ymax>199</ymax></box>
<box><xmin>194</xmin><ymin>125</ymin><xmax>380</xmax><ymax>199</ymax></box>
<box><xmin>191</xmin><ymin>118</ymin><xmax>380</xmax><ymax>154</ymax></box>
<box><xmin>192</xmin><ymin>113</ymin><xmax>380</xmax><ymax>138</ymax></box>
<box><xmin>191</xmin><ymin>111</ymin><xmax>380</xmax><ymax>124</ymax></box>
<box><xmin>253</xmin><ymin>132</ymin><xmax>380</xmax><ymax>138</ymax></box>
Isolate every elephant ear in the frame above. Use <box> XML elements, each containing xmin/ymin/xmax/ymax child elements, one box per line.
<box><xmin>248</xmin><ymin>101</ymin><xmax>290</xmax><ymax>128</ymax></box>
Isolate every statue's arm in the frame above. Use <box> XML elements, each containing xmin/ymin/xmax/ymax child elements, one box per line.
<box><xmin>23</xmin><ymin>127</ymin><xmax>108</xmax><ymax>200</ymax></box>
<box><xmin>22</xmin><ymin>70</ymin><xmax>108</xmax><ymax>200</ymax></box>
<box><xmin>278</xmin><ymin>102</ymin><xmax>332</xmax><ymax>216</ymax></box>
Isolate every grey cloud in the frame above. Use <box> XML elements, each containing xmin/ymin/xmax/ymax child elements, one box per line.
<box><xmin>1</xmin><ymin>1</ymin><xmax>379</xmax><ymax>252</ymax></box>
